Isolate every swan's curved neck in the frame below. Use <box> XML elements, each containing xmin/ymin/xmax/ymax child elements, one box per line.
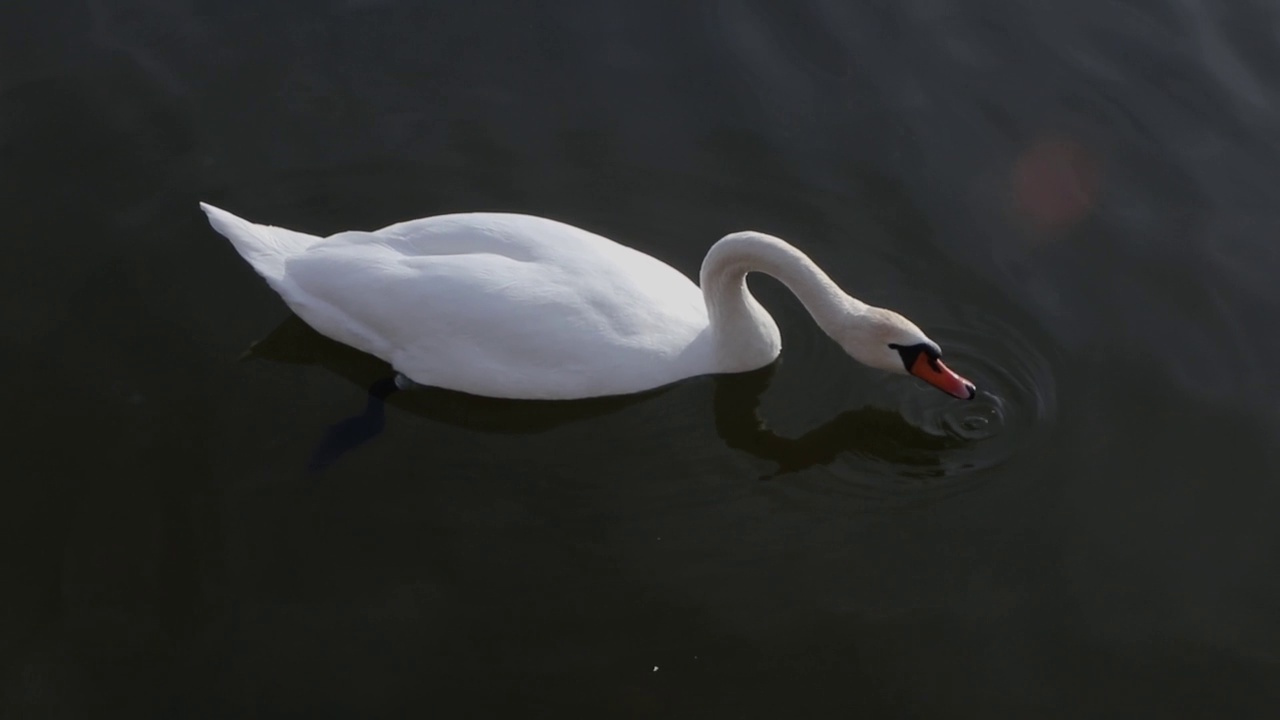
<box><xmin>699</xmin><ymin>231</ymin><xmax>861</xmax><ymax>372</ymax></box>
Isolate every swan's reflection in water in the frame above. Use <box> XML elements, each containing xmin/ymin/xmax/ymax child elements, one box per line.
<box><xmin>249</xmin><ymin>315</ymin><xmax>986</xmax><ymax>480</ymax></box>
<box><xmin>247</xmin><ymin>316</ymin><xmax>660</xmax><ymax>472</ymax></box>
<box><xmin>711</xmin><ymin>366</ymin><xmax>968</xmax><ymax>479</ymax></box>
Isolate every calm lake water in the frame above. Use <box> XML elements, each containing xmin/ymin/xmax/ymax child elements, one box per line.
<box><xmin>5</xmin><ymin>0</ymin><xmax>1280</xmax><ymax>717</ymax></box>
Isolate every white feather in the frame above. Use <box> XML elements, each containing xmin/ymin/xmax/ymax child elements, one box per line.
<box><xmin>201</xmin><ymin>203</ymin><xmax>965</xmax><ymax>400</ymax></box>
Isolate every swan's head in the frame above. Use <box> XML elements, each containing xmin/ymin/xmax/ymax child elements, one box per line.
<box><xmin>838</xmin><ymin>307</ymin><xmax>977</xmax><ymax>400</ymax></box>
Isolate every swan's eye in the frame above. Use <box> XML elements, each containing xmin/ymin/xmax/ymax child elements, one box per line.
<box><xmin>888</xmin><ymin>342</ymin><xmax>939</xmax><ymax>373</ymax></box>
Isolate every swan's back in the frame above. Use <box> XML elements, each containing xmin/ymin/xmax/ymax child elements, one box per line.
<box><xmin>359</xmin><ymin>213</ymin><xmax>594</xmax><ymax>262</ymax></box>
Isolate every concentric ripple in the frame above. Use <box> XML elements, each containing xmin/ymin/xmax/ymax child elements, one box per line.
<box><xmin>773</xmin><ymin>308</ymin><xmax>1058</xmax><ymax>506</ymax></box>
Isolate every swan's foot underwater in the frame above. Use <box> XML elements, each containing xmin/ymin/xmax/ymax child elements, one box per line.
<box><xmin>305</xmin><ymin>376</ymin><xmax>401</xmax><ymax>474</ymax></box>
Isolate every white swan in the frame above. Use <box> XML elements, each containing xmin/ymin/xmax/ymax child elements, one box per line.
<box><xmin>201</xmin><ymin>203</ymin><xmax>976</xmax><ymax>401</ymax></box>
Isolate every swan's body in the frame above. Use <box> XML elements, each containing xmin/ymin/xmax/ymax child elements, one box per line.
<box><xmin>201</xmin><ymin>203</ymin><xmax>976</xmax><ymax>401</ymax></box>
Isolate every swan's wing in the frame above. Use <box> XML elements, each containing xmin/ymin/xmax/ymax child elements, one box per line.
<box><xmin>283</xmin><ymin>238</ymin><xmax>708</xmax><ymax>399</ymax></box>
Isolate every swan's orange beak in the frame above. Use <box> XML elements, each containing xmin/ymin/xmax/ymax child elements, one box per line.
<box><xmin>911</xmin><ymin>354</ymin><xmax>977</xmax><ymax>400</ymax></box>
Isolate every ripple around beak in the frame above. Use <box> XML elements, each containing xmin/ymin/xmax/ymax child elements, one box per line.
<box><xmin>806</xmin><ymin>310</ymin><xmax>1058</xmax><ymax>503</ymax></box>
<box><xmin>901</xmin><ymin>315</ymin><xmax>1055</xmax><ymax>469</ymax></box>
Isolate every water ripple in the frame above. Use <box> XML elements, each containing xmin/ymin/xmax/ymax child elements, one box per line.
<box><xmin>717</xmin><ymin>306</ymin><xmax>1056</xmax><ymax>507</ymax></box>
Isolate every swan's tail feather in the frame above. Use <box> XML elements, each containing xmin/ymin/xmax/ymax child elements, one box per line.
<box><xmin>200</xmin><ymin>202</ymin><xmax>320</xmax><ymax>284</ymax></box>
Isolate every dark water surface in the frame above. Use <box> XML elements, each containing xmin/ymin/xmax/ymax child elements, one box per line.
<box><xmin>5</xmin><ymin>1</ymin><xmax>1280</xmax><ymax>717</ymax></box>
